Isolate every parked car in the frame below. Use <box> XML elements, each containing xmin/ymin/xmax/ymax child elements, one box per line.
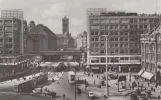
<box><xmin>88</xmin><ymin>91</ymin><xmax>95</xmax><ymax>99</ymax></box>
<box><xmin>32</xmin><ymin>88</ymin><xmax>42</xmax><ymax>94</ymax></box>
<box><xmin>44</xmin><ymin>91</ymin><xmax>56</xmax><ymax>98</ymax></box>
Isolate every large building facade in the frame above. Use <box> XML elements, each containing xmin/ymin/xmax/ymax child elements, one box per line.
<box><xmin>86</xmin><ymin>8</ymin><xmax>161</xmax><ymax>73</ymax></box>
<box><xmin>0</xmin><ymin>9</ymin><xmax>33</xmax><ymax>75</ymax></box>
<box><xmin>140</xmin><ymin>22</ymin><xmax>161</xmax><ymax>84</ymax></box>
<box><xmin>27</xmin><ymin>24</ymin><xmax>57</xmax><ymax>52</ymax></box>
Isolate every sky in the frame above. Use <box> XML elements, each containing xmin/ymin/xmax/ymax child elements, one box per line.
<box><xmin>0</xmin><ymin>0</ymin><xmax>161</xmax><ymax>36</ymax></box>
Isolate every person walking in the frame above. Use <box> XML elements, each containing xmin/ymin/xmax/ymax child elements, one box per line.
<box><xmin>63</xmin><ymin>93</ymin><xmax>65</xmax><ymax>98</ymax></box>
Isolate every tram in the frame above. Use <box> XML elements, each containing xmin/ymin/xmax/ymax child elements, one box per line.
<box><xmin>14</xmin><ymin>73</ymin><xmax>48</xmax><ymax>93</ymax></box>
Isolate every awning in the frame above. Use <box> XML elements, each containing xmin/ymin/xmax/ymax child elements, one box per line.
<box><xmin>138</xmin><ymin>70</ymin><xmax>144</xmax><ymax>76</ymax></box>
<box><xmin>91</xmin><ymin>67</ymin><xmax>99</xmax><ymax>69</ymax></box>
<box><xmin>141</xmin><ymin>71</ymin><xmax>154</xmax><ymax>80</ymax></box>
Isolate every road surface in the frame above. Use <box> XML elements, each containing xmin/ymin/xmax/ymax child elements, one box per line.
<box><xmin>46</xmin><ymin>72</ymin><xmax>107</xmax><ymax>100</ymax></box>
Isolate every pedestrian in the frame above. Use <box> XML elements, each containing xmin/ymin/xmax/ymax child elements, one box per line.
<box><xmin>151</xmin><ymin>87</ymin><xmax>153</xmax><ymax>91</ymax></box>
<box><xmin>158</xmin><ymin>95</ymin><xmax>160</xmax><ymax>100</ymax></box>
<box><xmin>94</xmin><ymin>80</ymin><xmax>95</xmax><ymax>84</ymax></box>
<box><xmin>154</xmin><ymin>88</ymin><xmax>155</xmax><ymax>92</ymax></box>
<box><xmin>141</xmin><ymin>84</ymin><xmax>143</xmax><ymax>90</ymax></box>
<box><xmin>63</xmin><ymin>93</ymin><xmax>65</xmax><ymax>98</ymax></box>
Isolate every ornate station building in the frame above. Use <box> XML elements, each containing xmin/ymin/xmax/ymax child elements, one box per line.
<box><xmin>140</xmin><ymin>22</ymin><xmax>161</xmax><ymax>85</ymax></box>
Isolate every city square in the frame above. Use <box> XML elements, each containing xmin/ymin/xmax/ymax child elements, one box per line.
<box><xmin>0</xmin><ymin>0</ymin><xmax>161</xmax><ymax>100</ymax></box>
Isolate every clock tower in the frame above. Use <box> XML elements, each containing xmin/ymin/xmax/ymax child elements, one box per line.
<box><xmin>62</xmin><ymin>15</ymin><xmax>69</xmax><ymax>34</ymax></box>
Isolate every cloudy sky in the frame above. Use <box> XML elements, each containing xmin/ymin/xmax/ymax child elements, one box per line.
<box><xmin>0</xmin><ymin>0</ymin><xmax>160</xmax><ymax>36</ymax></box>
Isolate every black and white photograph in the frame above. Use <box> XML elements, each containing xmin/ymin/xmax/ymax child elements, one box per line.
<box><xmin>0</xmin><ymin>0</ymin><xmax>161</xmax><ymax>100</ymax></box>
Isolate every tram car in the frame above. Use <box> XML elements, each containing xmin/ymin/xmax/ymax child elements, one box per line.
<box><xmin>14</xmin><ymin>73</ymin><xmax>48</xmax><ymax>93</ymax></box>
<box><xmin>14</xmin><ymin>79</ymin><xmax>35</xmax><ymax>93</ymax></box>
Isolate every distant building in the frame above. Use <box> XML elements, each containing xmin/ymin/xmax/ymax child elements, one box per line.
<box><xmin>62</xmin><ymin>16</ymin><xmax>69</xmax><ymax>34</ymax></box>
<box><xmin>0</xmin><ymin>9</ymin><xmax>32</xmax><ymax>75</ymax></box>
<box><xmin>56</xmin><ymin>32</ymin><xmax>74</xmax><ymax>50</ymax></box>
<box><xmin>140</xmin><ymin>22</ymin><xmax>161</xmax><ymax>84</ymax></box>
<box><xmin>86</xmin><ymin>8</ymin><xmax>161</xmax><ymax>73</ymax></box>
<box><xmin>76</xmin><ymin>31</ymin><xmax>87</xmax><ymax>50</ymax></box>
<box><xmin>56</xmin><ymin>16</ymin><xmax>74</xmax><ymax>50</ymax></box>
<box><xmin>27</xmin><ymin>24</ymin><xmax>57</xmax><ymax>52</ymax></box>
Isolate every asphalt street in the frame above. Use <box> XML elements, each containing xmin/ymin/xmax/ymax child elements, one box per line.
<box><xmin>49</xmin><ymin>72</ymin><xmax>107</xmax><ymax>100</ymax></box>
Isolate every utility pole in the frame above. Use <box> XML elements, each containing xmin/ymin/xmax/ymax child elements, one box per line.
<box><xmin>155</xmin><ymin>34</ymin><xmax>158</xmax><ymax>87</ymax></box>
<box><xmin>74</xmin><ymin>69</ymin><xmax>77</xmax><ymax>100</ymax></box>
<box><xmin>105</xmin><ymin>35</ymin><xmax>109</xmax><ymax>96</ymax></box>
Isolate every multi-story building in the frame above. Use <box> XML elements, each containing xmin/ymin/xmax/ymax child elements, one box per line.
<box><xmin>86</xmin><ymin>8</ymin><xmax>161</xmax><ymax>73</ymax></box>
<box><xmin>0</xmin><ymin>17</ymin><xmax>33</xmax><ymax>75</ymax></box>
<box><xmin>76</xmin><ymin>31</ymin><xmax>87</xmax><ymax>50</ymax></box>
<box><xmin>140</xmin><ymin>22</ymin><xmax>161</xmax><ymax>85</ymax></box>
<box><xmin>27</xmin><ymin>24</ymin><xmax>57</xmax><ymax>52</ymax></box>
<box><xmin>0</xmin><ymin>9</ymin><xmax>34</xmax><ymax>76</ymax></box>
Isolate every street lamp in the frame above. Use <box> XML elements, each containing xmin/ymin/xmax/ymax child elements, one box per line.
<box><xmin>103</xmin><ymin>35</ymin><xmax>109</xmax><ymax>96</ymax></box>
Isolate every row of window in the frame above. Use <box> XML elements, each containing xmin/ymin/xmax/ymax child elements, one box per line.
<box><xmin>91</xmin><ymin>37</ymin><xmax>139</xmax><ymax>42</ymax></box>
<box><xmin>91</xmin><ymin>31</ymin><xmax>142</xmax><ymax>36</ymax></box>
<box><xmin>90</xmin><ymin>24</ymin><xmax>149</xmax><ymax>30</ymax></box>
<box><xmin>91</xmin><ymin>43</ymin><xmax>139</xmax><ymax>48</ymax></box>
<box><xmin>90</xmin><ymin>18</ymin><xmax>156</xmax><ymax>24</ymax></box>
<box><xmin>90</xmin><ymin>49</ymin><xmax>139</xmax><ymax>54</ymax></box>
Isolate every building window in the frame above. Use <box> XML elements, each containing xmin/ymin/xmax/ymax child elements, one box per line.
<box><xmin>100</xmin><ymin>50</ymin><xmax>105</xmax><ymax>54</ymax></box>
<box><xmin>111</xmin><ymin>38</ymin><xmax>114</xmax><ymax>41</ymax></box>
<box><xmin>95</xmin><ymin>37</ymin><xmax>98</xmax><ymax>41</ymax></box>
<box><xmin>120</xmin><ymin>49</ymin><xmax>124</xmax><ymax>54</ymax></box>
<box><xmin>100</xmin><ymin>43</ymin><xmax>105</xmax><ymax>48</ymax></box>
<box><xmin>124</xmin><ymin>31</ymin><xmax>128</xmax><ymax>35</ymax></box>
<box><xmin>125</xmin><ymin>38</ymin><xmax>128</xmax><ymax>41</ymax></box>
<box><xmin>110</xmin><ymin>31</ymin><xmax>114</xmax><ymax>35</ymax></box>
<box><xmin>95</xmin><ymin>32</ymin><xmax>98</xmax><ymax>35</ymax></box>
<box><xmin>120</xmin><ymin>38</ymin><xmax>123</xmax><ymax>41</ymax></box>
<box><xmin>115</xmin><ymin>38</ymin><xmax>118</xmax><ymax>41</ymax></box>
<box><xmin>115</xmin><ymin>31</ymin><xmax>118</xmax><ymax>35</ymax></box>
<box><xmin>130</xmin><ymin>49</ymin><xmax>133</xmax><ymax>54</ymax></box>
<box><xmin>110</xmin><ymin>44</ymin><xmax>114</xmax><ymax>47</ymax></box>
<box><xmin>110</xmin><ymin>50</ymin><xmax>114</xmax><ymax>54</ymax></box>
<box><xmin>0</xmin><ymin>38</ymin><xmax>3</xmax><ymax>42</ymax></box>
<box><xmin>100</xmin><ymin>37</ymin><xmax>105</xmax><ymax>41</ymax></box>
<box><xmin>115</xmin><ymin>43</ymin><xmax>118</xmax><ymax>47</ymax></box>
<box><xmin>100</xmin><ymin>57</ymin><xmax>106</xmax><ymax>63</ymax></box>
<box><xmin>9</xmin><ymin>38</ymin><xmax>12</xmax><ymax>42</ymax></box>
<box><xmin>115</xmin><ymin>50</ymin><xmax>118</xmax><ymax>54</ymax></box>
<box><xmin>91</xmin><ymin>32</ymin><xmax>94</xmax><ymax>35</ymax></box>
<box><xmin>144</xmin><ymin>25</ymin><xmax>147</xmax><ymax>29</ymax></box>
<box><xmin>101</xmin><ymin>31</ymin><xmax>105</xmax><ymax>35</ymax></box>
<box><xmin>100</xmin><ymin>26</ymin><xmax>105</xmax><ymax>29</ymax></box>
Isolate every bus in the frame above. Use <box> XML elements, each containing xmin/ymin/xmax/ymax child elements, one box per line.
<box><xmin>68</xmin><ymin>71</ymin><xmax>75</xmax><ymax>84</ymax></box>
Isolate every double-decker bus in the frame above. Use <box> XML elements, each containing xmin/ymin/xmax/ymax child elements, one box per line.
<box><xmin>68</xmin><ymin>71</ymin><xmax>75</xmax><ymax>84</ymax></box>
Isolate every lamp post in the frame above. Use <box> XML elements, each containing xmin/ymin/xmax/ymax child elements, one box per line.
<box><xmin>104</xmin><ymin>35</ymin><xmax>109</xmax><ymax>96</ymax></box>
